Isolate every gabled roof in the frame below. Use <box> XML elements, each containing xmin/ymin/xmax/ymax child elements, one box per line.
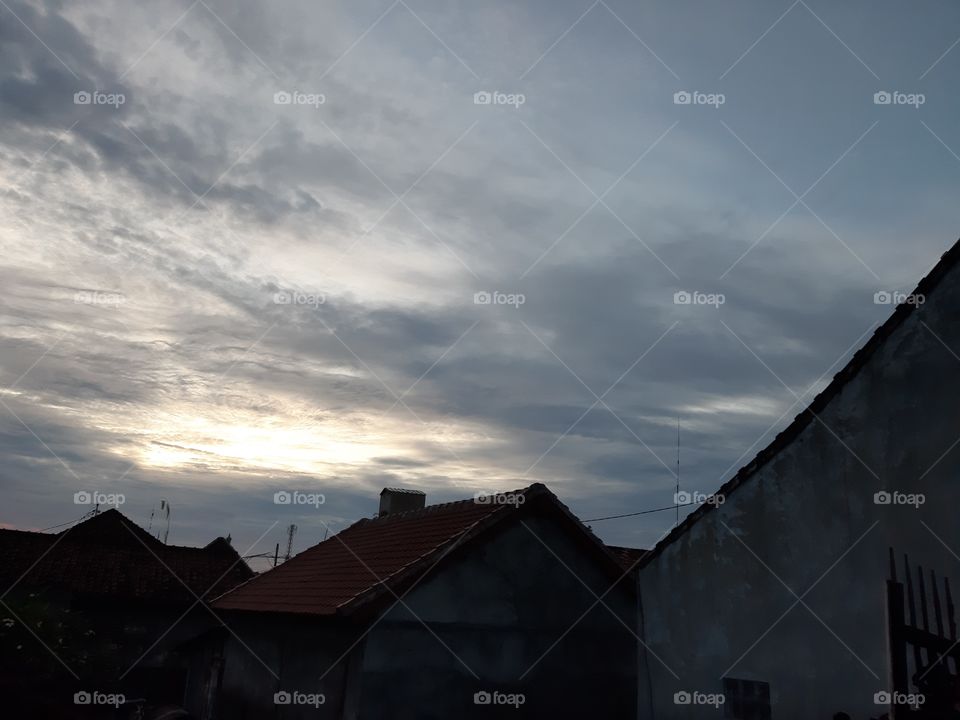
<box><xmin>0</xmin><ymin>509</ymin><xmax>253</xmax><ymax>604</ymax></box>
<box><xmin>214</xmin><ymin>483</ymin><xmax>631</xmax><ymax>616</ymax></box>
<box><xmin>640</xmin><ymin>236</ymin><xmax>960</xmax><ymax>568</ymax></box>
<box><xmin>606</xmin><ymin>545</ymin><xmax>649</xmax><ymax>571</ymax></box>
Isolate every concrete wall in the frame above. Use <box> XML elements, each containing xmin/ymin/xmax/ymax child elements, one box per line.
<box><xmin>211</xmin><ymin>615</ymin><xmax>359</xmax><ymax>720</ymax></box>
<box><xmin>637</xmin><ymin>265</ymin><xmax>960</xmax><ymax>719</ymax></box>
<box><xmin>359</xmin><ymin>513</ymin><xmax>637</xmax><ymax>719</ymax></box>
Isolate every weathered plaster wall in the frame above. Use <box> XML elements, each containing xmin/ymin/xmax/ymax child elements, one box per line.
<box><xmin>214</xmin><ymin>615</ymin><xmax>358</xmax><ymax>719</ymax></box>
<box><xmin>360</xmin><ymin>513</ymin><xmax>637</xmax><ymax>719</ymax></box>
<box><xmin>638</xmin><ymin>265</ymin><xmax>960</xmax><ymax>719</ymax></box>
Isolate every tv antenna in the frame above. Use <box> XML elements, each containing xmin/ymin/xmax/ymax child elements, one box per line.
<box><xmin>675</xmin><ymin>418</ymin><xmax>680</xmax><ymax>528</ymax></box>
<box><xmin>284</xmin><ymin>523</ymin><xmax>298</xmax><ymax>562</ymax></box>
<box><xmin>149</xmin><ymin>499</ymin><xmax>171</xmax><ymax>543</ymax></box>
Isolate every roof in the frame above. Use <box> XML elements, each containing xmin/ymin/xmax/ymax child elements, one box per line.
<box><xmin>0</xmin><ymin>509</ymin><xmax>253</xmax><ymax>604</ymax></box>
<box><xmin>379</xmin><ymin>487</ymin><xmax>425</xmax><ymax>495</ymax></box>
<box><xmin>214</xmin><ymin>483</ymin><xmax>631</xmax><ymax>616</ymax></box>
<box><xmin>640</xmin><ymin>236</ymin><xmax>960</xmax><ymax>568</ymax></box>
<box><xmin>606</xmin><ymin>545</ymin><xmax>649</xmax><ymax>571</ymax></box>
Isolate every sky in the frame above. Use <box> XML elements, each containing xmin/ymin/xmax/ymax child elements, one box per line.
<box><xmin>1</xmin><ymin>0</ymin><xmax>959</xmax><ymax>563</ymax></box>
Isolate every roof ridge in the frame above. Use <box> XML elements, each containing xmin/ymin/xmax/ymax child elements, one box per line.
<box><xmin>362</xmin><ymin>486</ymin><xmax>533</xmax><ymax>524</ymax></box>
<box><xmin>639</xmin><ymin>236</ymin><xmax>960</xmax><ymax>567</ymax></box>
<box><xmin>211</xmin><ymin>484</ymin><xmax>554</xmax><ymax>614</ymax></box>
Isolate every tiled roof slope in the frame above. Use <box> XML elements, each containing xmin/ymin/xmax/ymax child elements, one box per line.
<box><xmin>639</xmin><ymin>236</ymin><xmax>960</xmax><ymax>568</ymax></box>
<box><xmin>606</xmin><ymin>545</ymin><xmax>649</xmax><ymax>571</ymax></box>
<box><xmin>0</xmin><ymin>509</ymin><xmax>253</xmax><ymax>604</ymax></box>
<box><xmin>214</xmin><ymin>483</ymin><xmax>631</xmax><ymax>616</ymax></box>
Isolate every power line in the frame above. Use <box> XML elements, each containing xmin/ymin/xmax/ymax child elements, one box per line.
<box><xmin>39</xmin><ymin>509</ymin><xmax>96</xmax><ymax>532</ymax></box>
<box><xmin>583</xmin><ymin>501</ymin><xmax>696</xmax><ymax>523</ymax></box>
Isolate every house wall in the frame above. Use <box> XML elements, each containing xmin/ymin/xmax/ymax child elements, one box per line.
<box><xmin>358</xmin><ymin>513</ymin><xmax>637</xmax><ymax>719</ymax></box>
<box><xmin>211</xmin><ymin>615</ymin><xmax>360</xmax><ymax>720</ymax></box>
<box><xmin>637</xmin><ymin>264</ymin><xmax>960</xmax><ymax>719</ymax></box>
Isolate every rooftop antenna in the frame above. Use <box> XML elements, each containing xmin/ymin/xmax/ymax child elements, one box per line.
<box><xmin>284</xmin><ymin>523</ymin><xmax>298</xmax><ymax>562</ymax></box>
<box><xmin>675</xmin><ymin>418</ymin><xmax>680</xmax><ymax>528</ymax></box>
<box><xmin>155</xmin><ymin>499</ymin><xmax>170</xmax><ymax>544</ymax></box>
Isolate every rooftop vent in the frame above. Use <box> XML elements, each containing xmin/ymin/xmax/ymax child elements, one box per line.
<box><xmin>379</xmin><ymin>488</ymin><xmax>426</xmax><ymax>517</ymax></box>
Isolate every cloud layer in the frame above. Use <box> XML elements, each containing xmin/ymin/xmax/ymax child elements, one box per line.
<box><xmin>2</xmin><ymin>0</ymin><xmax>959</xmax><ymax>557</ymax></box>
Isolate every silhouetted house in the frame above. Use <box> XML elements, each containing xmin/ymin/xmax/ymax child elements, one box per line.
<box><xmin>194</xmin><ymin>483</ymin><xmax>638</xmax><ymax>719</ymax></box>
<box><xmin>635</xmin><ymin>239</ymin><xmax>960</xmax><ymax>719</ymax></box>
<box><xmin>0</xmin><ymin>508</ymin><xmax>252</xmax><ymax>712</ymax></box>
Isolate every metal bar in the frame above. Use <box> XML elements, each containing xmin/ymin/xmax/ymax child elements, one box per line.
<box><xmin>946</xmin><ymin>577</ymin><xmax>957</xmax><ymax>640</ymax></box>
<box><xmin>905</xmin><ymin>555</ymin><xmax>922</xmax><ymax>672</ymax></box>
<box><xmin>933</xmin><ymin>569</ymin><xmax>945</xmax><ymax>638</ymax></box>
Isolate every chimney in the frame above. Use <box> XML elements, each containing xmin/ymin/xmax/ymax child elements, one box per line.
<box><xmin>379</xmin><ymin>488</ymin><xmax>426</xmax><ymax>517</ymax></box>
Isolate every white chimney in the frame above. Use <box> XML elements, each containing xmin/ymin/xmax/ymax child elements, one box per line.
<box><xmin>379</xmin><ymin>488</ymin><xmax>426</xmax><ymax>517</ymax></box>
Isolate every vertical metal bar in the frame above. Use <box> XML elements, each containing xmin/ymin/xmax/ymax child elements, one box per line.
<box><xmin>887</xmin><ymin>576</ymin><xmax>908</xmax><ymax>720</ymax></box>
<box><xmin>905</xmin><ymin>555</ymin><xmax>922</xmax><ymax>672</ymax></box>
<box><xmin>932</xmin><ymin>569</ymin><xmax>945</xmax><ymax>638</ymax></box>
<box><xmin>946</xmin><ymin>577</ymin><xmax>957</xmax><ymax>640</ymax></box>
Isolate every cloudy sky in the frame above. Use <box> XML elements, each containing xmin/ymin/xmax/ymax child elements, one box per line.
<box><xmin>2</xmin><ymin>0</ymin><xmax>959</xmax><ymax>561</ymax></box>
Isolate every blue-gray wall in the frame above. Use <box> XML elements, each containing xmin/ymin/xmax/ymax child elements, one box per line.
<box><xmin>637</xmin><ymin>263</ymin><xmax>960</xmax><ymax>719</ymax></box>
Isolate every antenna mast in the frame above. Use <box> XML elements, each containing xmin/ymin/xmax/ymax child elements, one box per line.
<box><xmin>155</xmin><ymin>499</ymin><xmax>170</xmax><ymax>544</ymax></box>
<box><xmin>675</xmin><ymin>418</ymin><xmax>680</xmax><ymax>528</ymax></box>
<box><xmin>284</xmin><ymin>523</ymin><xmax>298</xmax><ymax>562</ymax></box>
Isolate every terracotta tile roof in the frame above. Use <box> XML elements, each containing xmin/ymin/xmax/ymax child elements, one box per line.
<box><xmin>214</xmin><ymin>483</ymin><xmax>631</xmax><ymax>616</ymax></box>
<box><xmin>639</xmin><ymin>236</ymin><xmax>960</xmax><ymax>568</ymax></box>
<box><xmin>0</xmin><ymin>509</ymin><xmax>253</xmax><ymax>604</ymax></box>
<box><xmin>606</xmin><ymin>545</ymin><xmax>649</xmax><ymax>572</ymax></box>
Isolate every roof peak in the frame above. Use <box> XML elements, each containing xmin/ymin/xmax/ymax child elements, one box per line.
<box><xmin>640</xmin><ymin>235</ymin><xmax>960</xmax><ymax>567</ymax></box>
